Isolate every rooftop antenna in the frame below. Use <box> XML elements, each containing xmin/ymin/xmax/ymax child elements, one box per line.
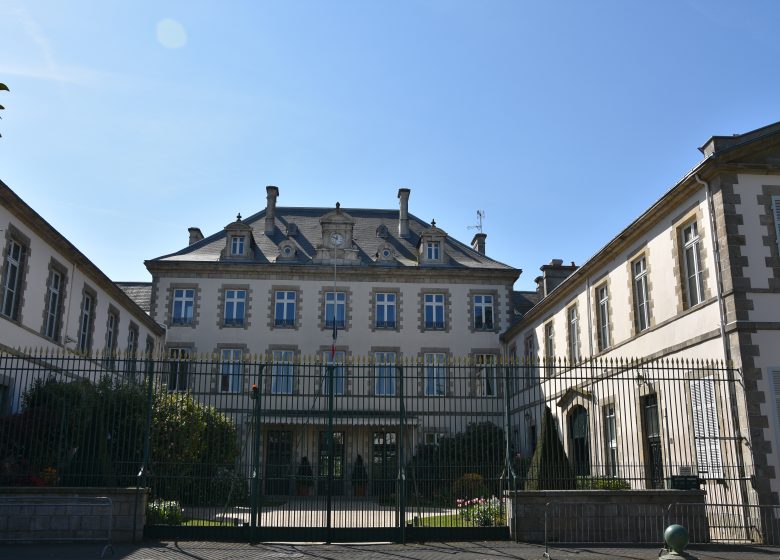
<box><xmin>467</xmin><ymin>210</ymin><xmax>485</xmax><ymax>234</ymax></box>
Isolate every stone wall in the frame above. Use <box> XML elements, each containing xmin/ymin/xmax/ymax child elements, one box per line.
<box><xmin>508</xmin><ymin>490</ymin><xmax>707</xmax><ymax>543</ymax></box>
<box><xmin>0</xmin><ymin>487</ymin><xmax>148</xmax><ymax>543</ymax></box>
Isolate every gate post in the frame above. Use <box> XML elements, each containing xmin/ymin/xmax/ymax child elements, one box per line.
<box><xmin>502</xmin><ymin>362</ymin><xmax>517</xmax><ymax>540</ymax></box>
<box><xmin>134</xmin><ymin>357</ymin><xmax>155</xmax><ymax>542</ymax></box>
<box><xmin>250</xmin><ymin>364</ymin><xmax>264</xmax><ymax>537</ymax></box>
<box><xmin>398</xmin><ymin>362</ymin><xmax>406</xmax><ymax>545</ymax></box>
<box><xmin>326</xmin><ymin>363</ymin><xmax>335</xmax><ymax>544</ymax></box>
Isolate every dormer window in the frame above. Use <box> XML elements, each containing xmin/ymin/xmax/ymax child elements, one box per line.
<box><xmin>418</xmin><ymin>220</ymin><xmax>447</xmax><ymax>265</ymax></box>
<box><xmin>426</xmin><ymin>242</ymin><xmax>440</xmax><ymax>260</ymax></box>
<box><xmin>231</xmin><ymin>236</ymin><xmax>245</xmax><ymax>256</ymax></box>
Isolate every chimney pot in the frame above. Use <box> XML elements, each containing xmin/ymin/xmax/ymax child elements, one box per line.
<box><xmin>265</xmin><ymin>185</ymin><xmax>279</xmax><ymax>235</ymax></box>
<box><xmin>188</xmin><ymin>227</ymin><xmax>204</xmax><ymax>246</ymax></box>
<box><xmin>398</xmin><ymin>188</ymin><xmax>410</xmax><ymax>237</ymax></box>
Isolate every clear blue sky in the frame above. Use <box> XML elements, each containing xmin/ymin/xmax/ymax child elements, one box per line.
<box><xmin>1</xmin><ymin>1</ymin><xmax>779</xmax><ymax>290</ymax></box>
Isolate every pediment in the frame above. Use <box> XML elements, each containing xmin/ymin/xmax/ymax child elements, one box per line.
<box><xmin>556</xmin><ymin>386</ymin><xmax>593</xmax><ymax>409</ymax></box>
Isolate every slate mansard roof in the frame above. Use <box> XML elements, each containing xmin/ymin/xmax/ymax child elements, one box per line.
<box><xmin>148</xmin><ymin>206</ymin><xmax>517</xmax><ymax>273</ymax></box>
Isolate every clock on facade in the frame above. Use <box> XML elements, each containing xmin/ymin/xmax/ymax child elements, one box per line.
<box><xmin>329</xmin><ymin>232</ymin><xmax>344</xmax><ymax>248</ymax></box>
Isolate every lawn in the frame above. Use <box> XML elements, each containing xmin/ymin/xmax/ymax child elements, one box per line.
<box><xmin>417</xmin><ymin>513</ymin><xmax>506</xmax><ymax>527</ymax></box>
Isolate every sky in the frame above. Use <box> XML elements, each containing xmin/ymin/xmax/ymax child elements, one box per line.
<box><xmin>1</xmin><ymin>1</ymin><xmax>779</xmax><ymax>291</ymax></box>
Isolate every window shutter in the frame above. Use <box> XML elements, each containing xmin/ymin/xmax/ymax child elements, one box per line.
<box><xmin>690</xmin><ymin>376</ymin><xmax>723</xmax><ymax>478</ymax></box>
<box><xmin>772</xmin><ymin>196</ymin><xmax>780</xmax><ymax>255</ymax></box>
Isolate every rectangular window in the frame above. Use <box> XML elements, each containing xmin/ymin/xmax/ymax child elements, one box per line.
<box><xmin>230</xmin><ymin>235</ymin><xmax>245</xmax><ymax>256</ymax></box>
<box><xmin>596</xmin><ymin>285</ymin><xmax>610</xmax><ymax>351</ymax></box>
<box><xmin>172</xmin><ymin>288</ymin><xmax>195</xmax><ymax>325</ymax></box>
<box><xmin>325</xmin><ymin>291</ymin><xmax>346</xmax><ymax>329</ymax></box>
<box><xmin>321</xmin><ymin>350</ymin><xmax>345</xmax><ymax>395</ymax></box>
<box><xmin>682</xmin><ymin>222</ymin><xmax>704</xmax><ymax>308</ymax></box>
<box><xmin>374</xmin><ymin>351</ymin><xmax>396</xmax><ymax>396</ymax></box>
<box><xmin>78</xmin><ymin>292</ymin><xmax>94</xmax><ymax>353</ymax></box>
<box><xmin>544</xmin><ymin>321</ymin><xmax>554</xmax><ymax>376</ymax></box>
<box><xmin>424</xmin><ymin>353</ymin><xmax>446</xmax><ymax>396</ymax></box>
<box><xmin>424</xmin><ymin>432</ymin><xmax>443</xmax><ymax>446</ymax></box>
<box><xmin>375</xmin><ymin>292</ymin><xmax>396</xmax><ymax>329</ymax></box>
<box><xmin>125</xmin><ymin>324</ymin><xmax>139</xmax><ymax>376</ymax></box>
<box><xmin>220</xmin><ymin>348</ymin><xmax>243</xmax><ymax>393</ymax></box>
<box><xmin>1</xmin><ymin>237</ymin><xmax>26</xmax><ymax>321</ymax></box>
<box><xmin>426</xmin><ymin>241</ymin><xmax>440</xmax><ymax>260</ymax></box>
<box><xmin>105</xmin><ymin>309</ymin><xmax>119</xmax><ymax>369</ymax></box>
<box><xmin>690</xmin><ymin>376</ymin><xmax>723</xmax><ymax>478</ymax></box>
<box><xmin>633</xmin><ymin>256</ymin><xmax>650</xmax><ymax>333</ymax></box>
<box><xmin>475</xmin><ymin>354</ymin><xmax>497</xmax><ymax>396</ymax></box>
<box><xmin>223</xmin><ymin>289</ymin><xmax>246</xmax><ymax>326</ymax></box>
<box><xmin>567</xmin><ymin>306</ymin><xmax>580</xmax><ymax>363</ymax></box>
<box><xmin>523</xmin><ymin>335</ymin><xmax>536</xmax><ymax>387</ymax></box>
<box><xmin>168</xmin><ymin>348</ymin><xmax>189</xmax><ymax>391</ymax></box>
<box><xmin>43</xmin><ymin>268</ymin><xmax>63</xmax><ymax>340</ymax></box>
<box><xmin>474</xmin><ymin>294</ymin><xmax>494</xmax><ymax>330</ymax></box>
<box><xmin>274</xmin><ymin>291</ymin><xmax>296</xmax><ymax>327</ymax></box>
<box><xmin>604</xmin><ymin>405</ymin><xmax>618</xmax><ymax>476</ymax></box>
<box><xmin>424</xmin><ymin>293</ymin><xmax>445</xmax><ymax>330</ymax></box>
<box><xmin>271</xmin><ymin>350</ymin><xmax>294</xmax><ymax>394</ymax></box>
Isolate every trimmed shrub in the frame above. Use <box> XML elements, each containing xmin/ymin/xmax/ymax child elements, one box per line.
<box><xmin>453</xmin><ymin>472</ymin><xmax>489</xmax><ymax>499</ymax></box>
<box><xmin>524</xmin><ymin>406</ymin><xmax>576</xmax><ymax>490</ymax></box>
<box><xmin>146</xmin><ymin>499</ymin><xmax>184</xmax><ymax>525</ymax></box>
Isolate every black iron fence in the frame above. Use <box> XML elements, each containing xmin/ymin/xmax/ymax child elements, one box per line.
<box><xmin>0</xmin><ymin>349</ymin><xmax>761</xmax><ymax>543</ymax></box>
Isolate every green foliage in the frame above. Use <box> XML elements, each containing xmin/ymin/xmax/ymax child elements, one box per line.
<box><xmin>146</xmin><ymin>499</ymin><xmax>184</xmax><ymax>525</ymax></box>
<box><xmin>576</xmin><ymin>476</ymin><xmax>630</xmax><ymax>490</ymax></box>
<box><xmin>351</xmin><ymin>454</ymin><xmax>368</xmax><ymax>485</ymax></box>
<box><xmin>453</xmin><ymin>473</ymin><xmax>488</xmax><ymax>500</ymax></box>
<box><xmin>524</xmin><ymin>406</ymin><xmax>576</xmax><ymax>490</ymax></box>
<box><xmin>456</xmin><ymin>496</ymin><xmax>503</xmax><ymax>526</ymax></box>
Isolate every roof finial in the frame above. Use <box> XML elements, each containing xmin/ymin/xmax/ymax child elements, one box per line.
<box><xmin>431</xmin><ymin>218</ymin><xmax>436</xmax><ymax>227</ymax></box>
<box><xmin>236</xmin><ymin>213</ymin><xmax>242</xmax><ymax>221</ymax></box>
<box><xmin>336</xmin><ymin>202</ymin><xmax>341</xmax><ymax>210</ymax></box>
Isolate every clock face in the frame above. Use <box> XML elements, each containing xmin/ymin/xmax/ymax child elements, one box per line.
<box><xmin>329</xmin><ymin>232</ymin><xmax>344</xmax><ymax>247</ymax></box>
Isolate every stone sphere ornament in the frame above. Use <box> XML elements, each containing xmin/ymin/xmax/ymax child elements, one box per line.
<box><xmin>659</xmin><ymin>524</ymin><xmax>698</xmax><ymax>559</ymax></box>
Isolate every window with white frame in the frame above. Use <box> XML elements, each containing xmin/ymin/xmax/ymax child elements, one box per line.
<box><xmin>426</xmin><ymin>241</ymin><xmax>440</xmax><ymax>260</ymax></box>
<box><xmin>125</xmin><ymin>324</ymin><xmax>139</xmax><ymax>376</ymax></box>
<box><xmin>423</xmin><ymin>293</ymin><xmax>445</xmax><ymax>330</ymax></box>
<box><xmin>168</xmin><ymin>347</ymin><xmax>190</xmax><ymax>391</ymax></box>
<box><xmin>271</xmin><ymin>350</ymin><xmax>294</xmax><ymax>394</ymax></box>
<box><xmin>321</xmin><ymin>350</ymin><xmax>345</xmax><ymax>395</ymax></box>
<box><xmin>274</xmin><ymin>291</ymin><xmax>296</xmax><ymax>327</ymax></box>
<box><xmin>223</xmin><ymin>289</ymin><xmax>246</xmax><ymax>326</ymax></box>
<box><xmin>682</xmin><ymin>221</ymin><xmax>704</xmax><ymax>308</ymax></box>
<box><xmin>375</xmin><ymin>293</ymin><xmax>396</xmax><ymax>329</ymax></box>
<box><xmin>172</xmin><ymin>288</ymin><xmax>195</xmax><ymax>325</ymax></box>
<box><xmin>230</xmin><ymin>235</ymin><xmax>245</xmax><ymax>256</ymax></box>
<box><xmin>475</xmin><ymin>354</ymin><xmax>497</xmax><ymax>396</ymax></box>
<box><xmin>604</xmin><ymin>404</ymin><xmax>618</xmax><ymax>476</ymax></box>
<box><xmin>43</xmin><ymin>268</ymin><xmax>64</xmax><ymax>340</ymax></box>
<box><xmin>105</xmin><ymin>309</ymin><xmax>119</xmax><ymax>369</ymax></box>
<box><xmin>220</xmin><ymin>348</ymin><xmax>243</xmax><ymax>393</ymax></box>
<box><xmin>596</xmin><ymin>284</ymin><xmax>610</xmax><ymax>351</ymax></box>
<box><xmin>633</xmin><ymin>256</ymin><xmax>650</xmax><ymax>332</ymax></box>
<box><xmin>325</xmin><ymin>291</ymin><xmax>346</xmax><ymax>329</ymax></box>
<box><xmin>473</xmin><ymin>294</ymin><xmax>494</xmax><ymax>330</ymax></box>
<box><xmin>78</xmin><ymin>291</ymin><xmax>95</xmax><ymax>353</ymax></box>
<box><xmin>374</xmin><ymin>351</ymin><xmax>396</xmax><ymax>396</ymax></box>
<box><xmin>424</xmin><ymin>353</ymin><xmax>446</xmax><ymax>396</ymax></box>
<box><xmin>567</xmin><ymin>306</ymin><xmax>580</xmax><ymax>363</ymax></box>
<box><xmin>1</xmin><ymin>237</ymin><xmax>27</xmax><ymax>321</ymax></box>
<box><xmin>690</xmin><ymin>376</ymin><xmax>723</xmax><ymax>478</ymax></box>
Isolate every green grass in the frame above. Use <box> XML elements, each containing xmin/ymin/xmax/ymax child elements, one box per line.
<box><xmin>416</xmin><ymin>513</ymin><xmax>506</xmax><ymax>527</ymax></box>
<box><xmin>183</xmin><ymin>519</ymin><xmax>235</xmax><ymax>526</ymax></box>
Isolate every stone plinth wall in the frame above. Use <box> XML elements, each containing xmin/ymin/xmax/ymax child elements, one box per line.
<box><xmin>508</xmin><ymin>490</ymin><xmax>708</xmax><ymax>544</ymax></box>
<box><xmin>0</xmin><ymin>487</ymin><xmax>148</xmax><ymax>543</ymax></box>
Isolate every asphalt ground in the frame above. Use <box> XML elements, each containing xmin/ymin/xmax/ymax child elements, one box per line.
<box><xmin>1</xmin><ymin>541</ymin><xmax>779</xmax><ymax>560</ymax></box>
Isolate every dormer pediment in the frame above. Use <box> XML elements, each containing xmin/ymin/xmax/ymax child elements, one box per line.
<box><xmin>221</xmin><ymin>213</ymin><xmax>255</xmax><ymax>260</ymax></box>
<box><xmin>417</xmin><ymin>219</ymin><xmax>447</xmax><ymax>265</ymax></box>
<box><xmin>556</xmin><ymin>387</ymin><xmax>593</xmax><ymax>409</ymax></box>
<box><xmin>313</xmin><ymin>203</ymin><xmax>359</xmax><ymax>263</ymax></box>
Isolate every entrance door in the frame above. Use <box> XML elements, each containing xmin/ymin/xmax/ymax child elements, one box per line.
<box><xmin>265</xmin><ymin>430</ymin><xmax>292</xmax><ymax>495</ymax></box>
<box><xmin>642</xmin><ymin>394</ymin><xmax>664</xmax><ymax>488</ymax></box>
<box><xmin>372</xmin><ymin>431</ymin><xmax>397</xmax><ymax>497</ymax></box>
<box><xmin>569</xmin><ymin>406</ymin><xmax>591</xmax><ymax>476</ymax></box>
<box><xmin>318</xmin><ymin>431</ymin><xmax>345</xmax><ymax>496</ymax></box>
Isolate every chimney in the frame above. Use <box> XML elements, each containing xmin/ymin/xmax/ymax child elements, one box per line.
<box><xmin>398</xmin><ymin>188</ymin><xmax>410</xmax><ymax>237</ymax></box>
<box><xmin>539</xmin><ymin>259</ymin><xmax>578</xmax><ymax>297</ymax></box>
<box><xmin>265</xmin><ymin>185</ymin><xmax>279</xmax><ymax>235</ymax></box>
<box><xmin>188</xmin><ymin>227</ymin><xmax>203</xmax><ymax>246</ymax></box>
<box><xmin>471</xmin><ymin>233</ymin><xmax>486</xmax><ymax>255</ymax></box>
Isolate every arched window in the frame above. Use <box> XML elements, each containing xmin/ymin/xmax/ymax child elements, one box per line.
<box><xmin>569</xmin><ymin>405</ymin><xmax>591</xmax><ymax>476</ymax></box>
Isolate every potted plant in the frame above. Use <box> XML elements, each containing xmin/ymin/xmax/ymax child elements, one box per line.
<box><xmin>296</xmin><ymin>456</ymin><xmax>314</xmax><ymax>496</ymax></box>
<box><xmin>352</xmin><ymin>454</ymin><xmax>368</xmax><ymax>497</ymax></box>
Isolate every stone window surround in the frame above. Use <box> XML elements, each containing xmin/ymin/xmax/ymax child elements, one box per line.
<box><xmin>418</xmin><ymin>288</ymin><xmax>452</xmax><ymax>333</ymax></box>
<box><xmin>467</xmin><ymin>289</ymin><xmax>500</xmax><ymax>334</ymax></box>
<box><xmin>670</xmin><ymin>206</ymin><xmax>712</xmax><ymax>313</ymax></box>
<box><xmin>600</xmin><ymin>395</ymin><xmax>621</xmax><ymax>475</ymax></box>
<box><xmin>626</xmin><ymin>248</ymin><xmax>655</xmax><ymax>337</ymax></box>
<box><xmin>127</xmin><ymin>321</ymin><xmax>139</xmax><ymax>354</ymax></box>
<box><xmin>564</xmin><ymin>402</ymin><xmax>593</xmax><ymax>469</ymax></box>
<box><xmin>265</xmin><ymin>344</ymin><xmax>301</xmax><ymax>395</ymax></box>
<box><xmin>217</xmin><ymin>284</ymin><xmax>252</xmax><ymax>330</ymax></box>
<box><xmin>77</xmin><ymin>285</ymin><xmax>97</xmax><ymax>354</ymax></box>
<box><xmin>469</xmin><ymin>347</ymin><xmax>501</xmax><ymax>398</ymax></box>
<box><xmin>318</xmin><ymin>285</ymin><xmax>353</xmax><ymax>332</ymax></box>
<box><xmin>566</xmin><ymin>303</ymin><xmax>581</xmax><ymax>363</ymax></box>
<box><xmin>164</xmin><ymin>342</ymin><xmax>196</xmax><ymax>392</ymax></box>
<box><xmin>416</xmin><ymin>347</ymin><xmax>452</xmax><ymax>397</ymax></box>
<box><xmin>105</xmin><ymin>304</ymin><xmax>120</xmax><ymax>353</ymax></box>
<box><xmin>229</xmin><ymin>234</ymin><xmax>247</xmax><ymax>257</ymax></box>
<box><xmin>757</xmin><ymin>184</ymin><xmax>780</xmax><ymax>290</ymax></box>
<box><xmin>316</xmin><ymin>345</ymin><xmax>353</xmax><ymax>396</ymax></box>
<box><xmin>418</xmin><ymin>228</ymin><xmax>447</xmax><ymax>265</ymax></box>
<box><xmin>268</xmin><ymin>285</ymin><xmax>303</xmax><ymax>331</ymax></box>
<box><xmin>40</xmin><ymin>257</ymin><xmax>68</xmax><ymax>343</ymax></box>
<box><xmin>1</xmin><ymin>223</ymin><xmax>31</xmax><ymax>324</ymax></box>
<box><xmin>631</xmin><ymin>382</ymin><xmax>666</xmax><ymax>484</ymax></box>
<box><xmin>166</xmin><ymin>283</ymin><xmax>201</xmax><ymax>329</ymax></box>
<box><xmin>592</xmin><ymin>276</ymin><xmax>614</xmax><ymax>355</ymax></box>
<box><xmin>369</xmin><ymin>287</ymin><xmax>403</xmax><ymax>332</ymax></box>
<box><xmin>212</xmin><ymin>343</ymin><xmax>249</xmax><ymax>394</ymax></box>
<box><xmin>369</xmin><ymin>345</ymin><xmax>401</xmax><ymax>397</ymax></box>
